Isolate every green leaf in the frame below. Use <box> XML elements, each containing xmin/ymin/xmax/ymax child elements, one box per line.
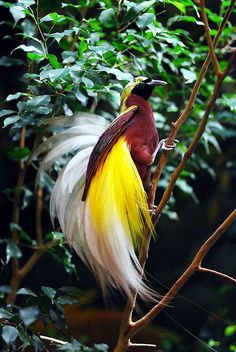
<box><xmin>9</xmin><ymin>4</ymin><xmax>26</xmax><ymax>24</ymax></box>
<box><xmin>208</xmin><ymin>338</ymin><xmax>220</xmax><ymax>347</ymax></box>
<box><xmin>79</xmin><ymin>39</ymin><xmax>87</xmax><ymax>56</ymax></box>
<box><xmin>27</xmin><ymin>94</ymin><xmax>51</xmax><ymax>107</ymax></box>
<box><xmin>56</xmin><ymin>295</ymin><xmax>77</xmax><ymax>305</ymax></box>
<box><xmin>13</xmin><ymin>44</ymin><xmax>43</xmax><ymax>54</ymax></box>
<box><xmin>18</xmin><ymin>0</ymin><xmax>35</xmax><ymax>7</ymax></box>
<box><xmin>225</xmin><ymin>325</ymin><xmax>236</xmax><ymax>337</ymax></box>
<box><xmin>59</xmin><ymin>286</ymin><xmax>82</xmax><ymax>297</ymax></box>
<box><xmin>9</xmin><ymin>147</ymin><xmax>30</xmax><ymax>161</ymax></box>
<box><xmin>180</xmin><ymin>68</ymin><xmax>196</xmax><ymax>84</ymax></box>
<box><xmin>176</xmin><ymin>178</ymin><xmax>197</xmax><ymax>202</ymax></box>
<box><xmin>6</xmin><ymin>240</ymin><xmax>22</xmax><ymax>263</ymax></box>
<box><xmin>0</xmin><ymin>308</ymin><xmax>14</xmax><ymax>319</ymax></box>
<box><xmin>0</xmin><ymin>56</ymin><xmax>23</xmax><ymax>67</ymax></box>
<box><xmin>99</xmin><ymin>8</ymin><xmax>115</xmax><ymax>24</ymax></box>
<box><xmin>82</xmin><ymin>77</ymin><xmax>94</xmax><ymax>88</ymax></box>
<box><xmin>75</xmin><ymin>89</ymin><xmax>88</xmax><ymax>106</ymax></box>
<box><xmin>136</xmin><ymin>13</ymin><xmax>155</xmax><ymax>30</ymax></box>
<box><xmin>46</xmin><ymin>231</ymin><xmax>64</xmax><ymax>241</ymax></box>
<box><xmin>6</xmin><ymin>92</ymin><xmax>29</xmax><ymax>101</ymax></box>
<box><xmin>167</xmin><ymin>0</ymin><xmax>186</xmax><ymax>13</ymax></box>
<box><xmin>0</xmin><ymin>285</ymin><xmax>11</xmax><ymax>294</ymax></box>
<box><xmin>40</xmin><ymin>12</ymin><xmax>66</xmax><ymax>23</ymax></box>
<box><xmin>40</xmin><ymin>68</ymin><xmax>70</xmax><ymax>82</ymax></box>
<box><xmin>21</xmin><ymin>18</ymin><xmax>36</xmax><ymax>36</ymax></box>
<box><xmin>42</xmin><ymin>286</ymin><xmax>56</xmax><ymax>301</ymax></box>
<box><xmin>17</xmin><ymin>288</ymin><xmax>37</xmax><ymax>297</ymax></box>
<box><xmin>21</xmin><ymin>187</ymin><xmax>33</xmax><ymax>209</ymax></box>
<box><xmin>27</xmin><ymin>52</ymin><xmax>44</xmax><ymax>61</ymax></box>
<box><xmin>19</xmin><ymin>306</ymin><xmax>39</xmax><ymax>326</ymax></box>
<box><xmin>107</xmin><ymin>68</ymin><xmax>133</xmax><ymax>81</ymax></box>
<box><xmin>0</xmin><ymin>109</ymin><xmax>16</xmax><ymax>118</ymax></box>
<box><xmin>2</xmin><ymin>325</ymin><xmax>18</xmax><ymax>344</ymax></box>
<box><xmin>3</xmin><ymin>116</ymin><xmax>20</xmax><ymax>128</ymax></box>
<box><xmin>46</xmin><ymin>29</ymin><xmax>75</xmax><ymax>43</ymax></box>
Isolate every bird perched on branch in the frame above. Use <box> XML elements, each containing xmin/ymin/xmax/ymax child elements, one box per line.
<box><xmin>35</xmin><ymin>76</ymin><xmax>173</xmax><ymax>300</ymax></box>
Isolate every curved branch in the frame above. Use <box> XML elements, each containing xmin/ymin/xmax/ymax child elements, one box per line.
<box><xmin>149</xmin><ymin>0</ymin><xmax>236</xmax><ymax>204</ymax></box>
<box><xmin>154</xmin><ymin>51</ymin><xmax>235</xmax><ymax>219</ymax></box>
<box><xmin>198</xmin><ymin>267</ymin><xmax>236</xmax><ymax>285</ymax></box>
<box><xmin>199</xmin><ymin>0</ymin><xmax>221</xmax><ymax>76</ymax></box>
<box><xmin>128</xmin><ymin>209</ymin><xmax>236</xmax><ymax>339</ymax></box>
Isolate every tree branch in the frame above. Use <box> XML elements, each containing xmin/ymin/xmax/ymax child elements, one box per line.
<box><xmin>115</xmin><ymin>1</ymin><xmax>236</xmax><ymax>348</ymax></box>
<box><xmin>199</xmin><ymin>0</ymin><xmax>221</xmax><ymax>76</ymax></box>
<box><xmin>35</xmin><ymin>186</ymin><xmax>44</xmax><ymax>246</ymax></box>
<box><xmin>7</xmin><ymin>135</ymin><xmax>44</xmax><ymax>304</ymax></box>
<box><xmin>197</xmin><ymin>266</ymin><xmax>236</xmax><ymax>285</ymax></box>
<box><xmin>40</xmin><ymin>335</ymin><xmax>67</xmax><ymax>345</ymax></box>
<box><xmin>154</xmin><ymin>50</ymin><xmax>235</xmax><ymax>219</ymax></box>
<box><xmin>7</xmin><ymin>128</ymin><xmax>27</xmax><ymax>304</ymax></box>
<box><xmin>148</xmin><ymin>0</ymin><xmax>236</xmax><ymax>205</ymax></box>
<box><xmin>128</xmin><ymin>209</ymin><xmax>236</xmax><ymax>340</ymax></box>
<box><xmin>115</xmin><ymin>210</ymin><xmax>236</xmax><ymax>351</ymax></box>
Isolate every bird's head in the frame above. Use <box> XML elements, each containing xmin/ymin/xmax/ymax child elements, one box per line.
<box><xmin>120</xmin><ymin>76</ymin><xmax>167</xmax><ymax>112</ymax></box>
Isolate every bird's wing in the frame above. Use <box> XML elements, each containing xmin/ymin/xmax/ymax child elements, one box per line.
<box><xmin>82</xmin><ymin>105</ymin><xmax>138</xmax><ymax>200</ymax></box>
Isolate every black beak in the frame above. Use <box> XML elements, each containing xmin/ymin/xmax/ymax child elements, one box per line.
<box><xmin>146</xmin><ymin>79</ymin><xmax>167</xmax><ymax>87</ymax></box>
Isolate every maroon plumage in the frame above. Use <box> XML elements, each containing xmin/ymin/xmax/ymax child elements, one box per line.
<box><xmin>124</xmin><ymin>94</ymin><xmax>159</xmax><ymax>185</ymax></box>
<box><xmin>82</xmin><ymin>93</ymin><xmax>158</xmax><ymax>201</ymax></box>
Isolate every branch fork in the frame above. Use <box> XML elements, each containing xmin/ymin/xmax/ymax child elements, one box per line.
<box><xmin>115</xmin><ymin>1</ymin><xmax>236</xmax><ymax>350</ymax></box>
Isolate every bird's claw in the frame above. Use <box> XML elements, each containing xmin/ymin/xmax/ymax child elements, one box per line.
<box><xmin>149</xmin><ymin>204</ymin><xmax>157</xmax><ymax>215</ymax></box>
<box><xmin>160</xmin><ymin>138</ymin><xmax>178</xmax><ymax>151</ymax></box>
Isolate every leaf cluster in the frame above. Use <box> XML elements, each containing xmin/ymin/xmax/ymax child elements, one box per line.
<box><xmin>0</xmin><ymin>285</ymin><xmax>107</xmax><ymax>351</ymax></box>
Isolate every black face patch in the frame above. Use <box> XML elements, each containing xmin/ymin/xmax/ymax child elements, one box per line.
<box><xmin>131</xmin><ymin>82</ymin><xmax>154</xmax><ymax>100</ymax></box>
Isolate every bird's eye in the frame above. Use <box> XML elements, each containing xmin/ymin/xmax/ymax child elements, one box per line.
<box><xmin>143</xmin><ymin>78</ymin><xmax>151</xmax><ymax>83</ymax></box>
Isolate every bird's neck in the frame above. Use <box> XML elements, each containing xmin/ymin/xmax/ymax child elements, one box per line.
<box><xmin>121</xmin><ymin>94</ymin><xmax>153</xmax><ymax>115</ymax></box>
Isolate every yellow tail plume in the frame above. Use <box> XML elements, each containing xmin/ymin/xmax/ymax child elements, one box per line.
<box><xmin>83</xmin><ymin>136</ymin><xmax>154</xmax><ymax>297</ymax></box>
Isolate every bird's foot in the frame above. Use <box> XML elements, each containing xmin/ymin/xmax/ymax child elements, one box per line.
<box><xmin>160</xmin><ymin>138</ymin><xmax>178</xmax><ymax>151</ymax></box>
<box><xmin>149</xmin><ymin>204</ymin><xmax>157</xmax><ymax>215</ymax></box>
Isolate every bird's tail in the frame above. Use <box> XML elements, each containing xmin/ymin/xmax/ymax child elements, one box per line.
<box><xmin>35</xmin><ymin>113</ymin><xmax>154</xmax><ymax>300</ymax></box>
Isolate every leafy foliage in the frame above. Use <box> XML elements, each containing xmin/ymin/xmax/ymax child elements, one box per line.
<box><xmin>0</xmin><ymin>286</ymin><xmax>107</xmax><ymax>351</ymax></box>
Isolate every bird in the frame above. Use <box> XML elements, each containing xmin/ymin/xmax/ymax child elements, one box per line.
<box><xmin>35</xmin><ymin>76</ymin><xmax>172</xmax><ymax>300</ymax></box>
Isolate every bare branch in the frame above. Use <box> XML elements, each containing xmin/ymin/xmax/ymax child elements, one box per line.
<box><xmin>128</xmin><ymin>209</ymin><xmax>236</xmax><ymax>339</ymax></box>
<box><xmin>129</xmin><ymin>342</ymin><xmax>157</xmax><ymax>350</ymax></box>
<box><xmin>35</xmin><ymin>186</ymin><xmax>44</xmax><ymax>246</ymax></box>
<box><xmin>198</xmin><ymin>266</ymin><xmax>236</xmax><ymax>285</ymax></box>
<box><xmin>115</xmin><ymin>1</ymin><xmax>236</xmax><ymax>346</ymax></box>
<box><xmin>154</xmin><ymin>51</ymin><xmax>235</xmax><ymax>219</ymax></box>
<box><xmin>40</xmin><ymin>335</ymin><xmax>67</xmax><ymax>345</ymax></box>
<box><xmin>7</xmin><ymin>135</ymin><xmax>43</xmax><ymax>304</ymax></box>
<box><xmin>18</xmin><ymin>249</ymin><xmax>45</xmax><ymax>279</ymax></box>
<box><xmin>115</xmin><ymin>209</ymin><xmax>236</xmax><ymax>351</ymax></box>
<box><xmin>148</xmin><ymin>0</ymin><xmax>236</xmax><ymax>207</ymax></box>
<box><xmin>199</xmin><ymin>0</ymin><xmax>221</xmax><ymax>76</ymax></box>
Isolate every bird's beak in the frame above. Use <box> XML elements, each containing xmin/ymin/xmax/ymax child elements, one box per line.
<box><xmin>146</xmin><ymin>79</ymin><xmax>167</xmax><ymax>86</ymax></box>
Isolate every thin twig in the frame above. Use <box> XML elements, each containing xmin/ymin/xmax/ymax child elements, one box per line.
<box><xmin>18</xmin><ymin>249</ymin><xmax>45</xmax><ymax>278</ymax></box>
<box><xmin>128</xmin><ymin>209</ymin><xmax>236</xmax><ymax>340</ymax></box>
<box><xmin>199</xmin><ymin>0</ymin><xmax>221</xmax><ymax>76</ymax></box>
<box><xmin>7</xmin><ymin>127</ymin><xmax>27</xmax><ymax>304</ymax></box>
<box><xmin>198</xmin><ymin>266</ymin><xmax>236</xmax><ymax>285</ymax></box>
<box><xmin>35</xmin><ymin>186</ymin><xmax>44</xmax><ymax>245</ymax></box>
<box><xmin>114</xmin><ymin>1</ymin><xmax>236</xmax><ymax>348</ymax></box>
<box><xmin>40</xmin><ymin>335</ymin><xmax>67</xmax><ymax>345</ymax></box>
<box><xmin>114</xmin><ymin>210</ymin><xmax>236</xmax><ymax>351</ymax></box>
<box><xmin>154</xmin><ymin>51</ymin><xmax>235</xmax><ymax>219</ymax></box>
<box><xmin>7</xmin><ymin>136</ymin><xmax>44</xmax><ymax>304</ymax></box>
<box><xmin>129</xmin><ymin>343</ymin><xmax>157</xmax><ymax>349</ymax></box>
<box><xmin>148</xmin><ymin>0</ymin><xmax>236</xmax><ymax>204</ymax></box>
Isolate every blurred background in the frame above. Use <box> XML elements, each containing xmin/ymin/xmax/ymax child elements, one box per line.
<box><xmin>0</xmin><ymin>1</ymin><xmax>236</xmax><ymax>351</ymax></box>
